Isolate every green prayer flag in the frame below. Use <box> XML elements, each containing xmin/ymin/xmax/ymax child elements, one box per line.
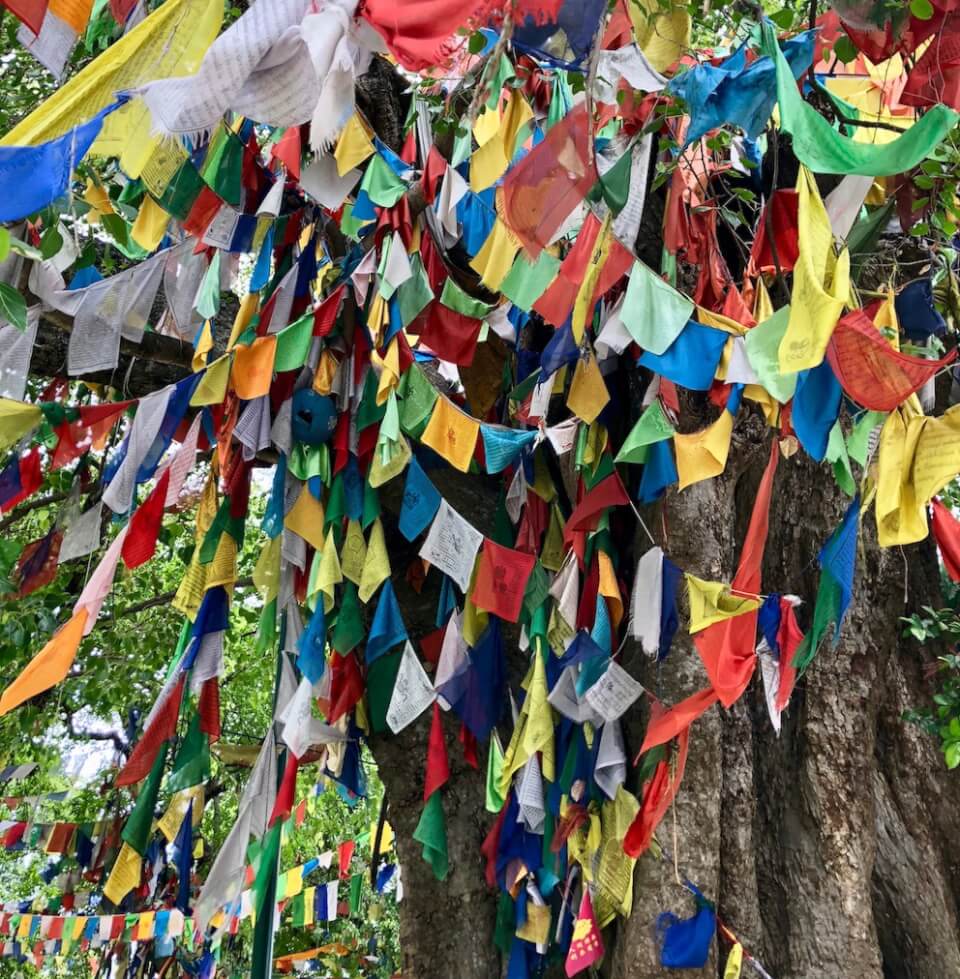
<box><xmin>207</xmin><ymin>131</ymin><xmax>244</xmax><ymax>207</ymax></box>
<box><xmin>166</xmin><ymin>709</ymin><xmax>210</xmax><ymax>792</ymax></box>
<box><xmin>332</xmin><ymin>583</ymin><xmax>365</xmax><ymax>654</ymax></box>
<box><xmin>590</xmin><ymin>146</ymin><xmax>633</xmax><ymax>214</ymax></box>
<box><xmin>252</xmin><ymin>822</ymin><xmax>281</xmax><ymax>918</ymax></box>
<box><xmin>485</xmin><ymin>736</ymin><xmax>506</xmax><ymax>813</ymax></box>
<box><xmin>362</xmin><ymin>480</ymin><xmax>381</xmax><ymax>529</ymax></box>
<box><xmin>846</xmin><ymin>410</ymin><xmax>886</xmax><ymax>466</ymax></box>
<box><xmin>291</xmin><ymin>892</ymin><xmax>305</xmax><ymax>928</ymax></box>
<box><xmin>825</xmin><ymin>422</ymin><xmax>856</xmax><ymax>497</ymax></box>
<box><xmin>743</xmin><ymin>306</ymin><xmax>798</xmax><ymax>402</ymax></box>
<box><xmin>398</xmin><ymin>364</ymin><xmax>438</xmax><ymax>435</ymax></box>
<box><xmin>361</xmin><ymin>153</ymin><xmax>407</xmax><ymax>207</ymax></box>
<box><xmin>366</xmin><ymin>648</ymin><xmax>403</xmax><ymax>734</ymax></box>
<box><xmin>256</xmin><ymin>598</ymin><xmax>277</xmax><ymax>654</ymax></box>
<box><xmin>440</xmin><ymin>277</ymin><xmax>494</xmax><ymax>319</ymax></box>
<box><xmin>325</xmin><ymin>474</ymin><xmax>347</xmax><ymax>528</ymax></box>
<box><xmin>349</xmin><ymin>873</ymin><xmax>363</xmax><ymax>915</ymax></box>
<box><xmin>615</xmin><ymin>400</ymin><xmax>676</xmax><ymax>464</ymax></box>
<box><xmin>792</xmin><ymin>567</ymin><xmax>845</xmax><ymax>672</ymax></box>
<box><xmin>499</xmin><ymin>250</ymin><xmax>561</xmax><ymax>312</ymax></box>
<box><xmin>195</xmin><ymin>250</ymin><xmax>221</xmax><ymax>321</ymax></box>
<box><xmin>397</xmin><ymin>254</ymin><xmax>435</xmax><ymax>326</ymax></box>
<box><xmin>521</xmin><ymin>561</ymin><xmax>550</xmax><ymax>623</ymax></box>
<box><xmin>620</xmin><ymin>260</ymin><xmax>693</xmax><ymax>355</ymax></box>
<box><xmin>122</xmin><ymin>745</ymin><xmax>167</xmax><ymax>856</ymax></box>
<box><xmin>763</xmin><ymin>21</ymin><xmax>958</xmax><ymax>176</ymax></box>
<box><xmin>156</xmin><ymin>160</ymin><xmax>205</xmax><ymax>221</ymax></box>
<box><xmin>413</xmin><ymin>790</ymin><xmax>449</xmax><ymax>881</ymax></box>
<box><xmin>356</xmin><ymin>368</ymin><xmax>386</xmax><ymax>431</ymax></box>
<box><xmin>274</xmin><ymin>311</ymin><xmax>314</xmax><ymax>373</ymax></box>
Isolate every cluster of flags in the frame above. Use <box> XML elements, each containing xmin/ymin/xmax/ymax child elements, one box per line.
<box><xmin>0</xmin><ymin>0</ymin><xmax>958</xmax><ymax>975</ymax></box>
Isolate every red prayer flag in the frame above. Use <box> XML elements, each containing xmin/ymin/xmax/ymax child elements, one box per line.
<box><xmin>471</xmin><ymin>540</ymin><xmax>536</xmax><ymax>623</ymax></box>
<box><xmin>694</xmin><ymin>437</ymin><xmax>778</xmax><ymax>706</ymax></box>
<box><xmin>563</xmin><ymin>472</ymin><xmax>631</xmax><ymax>545</ymax></box>
<box><xmin>122</xmin><ymin>470</ymin><xmax>170</xmax><ymax>569</ymax></box>
<box><xmin>775</xmin><ymin>599</ymin><xmax>803</xmax><ymax>712</ymax></box>
<box><xmin>748</xmin><ymin>190</ymin><xmax>799</xmax><ymax>276</ymax></box>
<box><xmin>2</xmin><ymin>0</ymin><xmax>47</xmax><ymax>34</ymax></box>
<box><xmin>272</xmin><ymin>127</ymin><xmax>302</xmax><ymax>181</ymax></box>
<box><xmin>116</xmin><ymin>677</ymin><xmax>185</xmax><ymax>786</ymax></box>
<box><xmin>417</xmin><ymin>301</ymin><xmax>483</xmax><ymax>366</ymax></box>
<box><xmin>501</xmin><ymin>101</ymin><xmax>598</xmax><ymax>258</ymax></box>
<box><xmin>423</xmin><ymin>702</ymin><xmax>450</xmax><ymax>801</ymax></box>
<box><xmin>826</xmin><ymin>308</ymin><xmax>955</xmax><ymax>411</ymax></box>
<box><xmin>361</xmin><ymin>0</ymin><xmax>562</xmax><ymax>71</ymax></box>
<box><xmin>337</xmin><ymin>840</ymin><xmax>355</xmax><ymax>878</ymax></box>
<box><xmin>932</xmin><ymin>498</ymin><xmax>960</xmax><ymax>582</ymax></box>
<box><xmin>269</xmin><ymin>753</ymin><xmax>300</xmax><ymax>827</ymax></box>
<box><xmin>638</xmin><ymin>686</ymin><xmax>719</xmax><ymax>755</ymax></box>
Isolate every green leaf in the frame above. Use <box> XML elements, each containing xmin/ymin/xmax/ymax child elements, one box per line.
<box><xmin>0</xmin><ymin>227</ymin><xmax>9</xmax><ymax>263</ymax></box>
<box><xmin>833</xmin><ymin>35</ymin><xmax>858</xmax><ymax>64</ymax></box>
<box><xmin>0</xmin><ymin>282</ymin><xmax>27</xmax><ymax>332</ymax></box>
<box><xmin>40</xmin><ymin>224</ymin><xmax>63</xmax><ymax>260</ymax></box>
<box><xmin>945</xmin><ymin>741</ymin><xmax>960</xmax><ymax>769</ymax></box>
<box><xmin>911</xmin><ymin>0</ymin><xmax>934</xmax><ymax>18</ymax></box>
<box><xmin>468</xmin><ymin>31</ymin><xmax>486</xmax><ymax>54</ymax></box>
<box><xmin>101</xmin><ymin>212</ymin><xmax>129</xmax><ymax>247</ymax></box>
<box><xmin>769</xmin><ymin>8</ymin><xmax>794</xmax><ymax>28</ymax></box>
<box><xmin>8</xmin><ymin>236</ymin><xmax>42</xmax><ymax>260</ymax></box>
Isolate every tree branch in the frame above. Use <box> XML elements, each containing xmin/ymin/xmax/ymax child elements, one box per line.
<box><xmin>64</xmin><ymin>712</ymin><xmax>129</xmax><ymax>755</ymax></box>
<box><xmin>0</xmin><ymin>490</ymin><xmax>69</xmax><ymax>533</ymax></box>
<box><xmin>98</xmin><ymin>576</ymin><xmax>254</xmax><ymax>624</ymax></box>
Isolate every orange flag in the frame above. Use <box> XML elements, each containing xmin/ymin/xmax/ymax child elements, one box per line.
<box><xmin>0</xmin><ymin>608</ymin><xmax>88</xmax><ymax>715</ymax></box>
<box><xmin>231</xmin><ymin>337</ymin><xmax>276</xmax><ymax>400</ymax></box>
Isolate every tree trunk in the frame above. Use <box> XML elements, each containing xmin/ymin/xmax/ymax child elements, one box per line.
<box><xmin>369</xmin><ymin>386</ymin><xmax>960</xmax><ymax>979</ymax></box>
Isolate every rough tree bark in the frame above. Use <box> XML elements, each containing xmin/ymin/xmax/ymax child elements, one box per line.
<box><xmin>353</xmin><ymin>71</ymin><xmax>960</xmax><ymax>979</ymax></box>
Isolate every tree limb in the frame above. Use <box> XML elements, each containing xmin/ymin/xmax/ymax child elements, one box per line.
<box><xmin>98</xmin><ymin>576</ymin><xmax>254</xmax><ymax>624</ymax></box>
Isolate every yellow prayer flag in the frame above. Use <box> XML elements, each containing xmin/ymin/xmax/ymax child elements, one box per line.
<box><xmin>285</xmin><ymin>488</ymin><xmax>327</xmax><ymax>552</ymax></box>
<box><xmin>304</xmin><ymin>887</ymin><xmax>316</xmax><ymax>927</ymax></box>
<box><xmin>314</xmin><ymin>528</ymin><xmax>343</xmax><ymax>613</ymax></box>
<box><xmin>778</xmin><ymin>168</ymin><xmax>850</xmax><ymax>373</ymax></box>
<box><xmin>421</xmin><ymin>396</ymin><xmax>479</xmax><ymax>473</ymax></box>
<box><xmin>876</xmin><ymin>403</ymin><xmax>960</xmax><ymax>546</ymax></box>
<box><xmin>470</xmin><ymin>90</ymin><xmax>534</xmax><ymax>191</ymax></box>
<box><xmin>674</xmin><ymin>410</ymin><xmax>734</xmax><ymax>489</ymax></box>
<box><xmin>685</xmin><ymin>574</ymin><xmax>760</xmax><ymax>633</ymax></box>
<box><xmin>516</xmin><ymin>903</ymin><xmax>551</xmax><ymax>945</ymax></box>
<box><xmin>358</xmin><ymin>518</ymin><xmax>390</xmax><ymax>603</ymax></box>
<box><xmin>567</xmin><ymin>348</ymin><xmax>610</xmax><ymax>424</ymax></box>
<box><xmin>340</xmin><ymin>519</ymin><xmax>367</xmax><ymax>585</ymax></box>
<box><xmin>0</xmin><ymin>401</ymin><xmax>42</xmax><ymax>454</ymax></box>
<box><xmin>228</xmin><ymin>292</ymin><xmax>260</xmax><ymax>350</ymax></box>
<box><xmin>697</xmin><ymin>306</ymin><xmax>748</xmax><ymax>335</ymax></box>
<box><xmin>334</xmin><ymin>114</ymin><xmax>375</xmax><ymax>177</ymax></box>
<box><xmin>103</xmin><ymin>842</ymin><xmax>142</xmax><ymax>905</ymax></box>
<box><xmin>375</xmin><ymin>338</ymin><xmax>401</xmax><ymax>406</ymax></box>
<box><xmin>628</xmin><ymin>0</ymin><xmax>690</xmax><ymax>71</ymax></box>
<box><xmin>0</xmin><ymin>609</ymin><xmax>87</xmax><ymax>716</ymax></box>
<box><xmin>190</xmin><ymin>354</ymin><xmax>232</xmax><ymax>406</ymax></box>
<box><xmin>469</xmin><ymin>218</ymin><xmax>521</xmax><ymax>292</ymax></box>
<box><xmin>2</xmin><ymin>0</ymin><xmax>222</xmax><ymax>178</ymax></box>
<box><xmin>192</xmin><ymin>320</ymin><xmax>213</xmax><ymax>371</ymax></box>
<box><xmin>130</xmin><ymin>194</ymin><xmax>168</xmax><ymax>251</ymax></box>
<box><xmin>597</xmin><ymin>551</ymin><xmax>623</xmax><ymax>629</ymax></box>
<box><xmin>724</xmin><ymin>943</ymin><xmax>743</xmax><ymax>979</ymax></box>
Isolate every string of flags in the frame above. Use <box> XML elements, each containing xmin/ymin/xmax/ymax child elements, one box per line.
<box><xmin>0</xmin><ymin>0</ymin><xmax>959</xmax><ymax>974</ymax></box>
